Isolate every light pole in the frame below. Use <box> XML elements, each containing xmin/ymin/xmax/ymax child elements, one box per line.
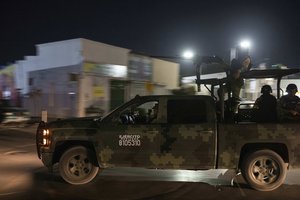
<box><xmin>230</xmin><ymin>39</ymin><xmax>251</xmax><ymax>61</ymax></box>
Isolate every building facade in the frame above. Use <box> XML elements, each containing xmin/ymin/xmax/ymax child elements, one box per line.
<box><xmin>11</xmin><ymin>38</ymin><xmax>179</xmax><ymax>118</ymax></box>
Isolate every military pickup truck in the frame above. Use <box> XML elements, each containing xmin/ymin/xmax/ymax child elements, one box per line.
<box><xmin>36</xmin><ymin>57</ymin><xmax>300</xmax><ymax>191</ymax></box>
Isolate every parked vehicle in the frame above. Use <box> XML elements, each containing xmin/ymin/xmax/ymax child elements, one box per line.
<box><xmin>36</xmin><ymin>56</ymin><xmax>300</xmax><ymax>191</ymax></box>
<box><xmin>0</xmin><ymin>107</ymin><xmax>30</xmax><ymax>125</ymax></box>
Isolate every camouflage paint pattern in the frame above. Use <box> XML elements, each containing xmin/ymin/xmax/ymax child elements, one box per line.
<box><xmin>37</xmin><ymin>95</ymin><xmax>300</xmax><ymax>172</ymax></box>
<box><xmin>95</xmin><ymin>123</ymin><xmax>163</xmax><ymax>168</ymax></box>
<box><xmin>218</xmin><ymin>122</ymin><xmax>300</xmax><ymax>169</ymax></box>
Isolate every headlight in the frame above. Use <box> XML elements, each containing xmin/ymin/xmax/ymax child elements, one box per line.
<box><xmin>42</xmin><ymin>129</ymin><xmax>51</xmax><ymax>146</ymax></box>
<box><xmin>36</xmin><ymin>121</ymin><xmax>51</xmax><ymax>158</ymax></box>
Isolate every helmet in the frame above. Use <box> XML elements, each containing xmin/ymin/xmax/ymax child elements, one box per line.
<box><xmin>261</xmin><ymin>85</ymin><xmax>272</xmax><ymax>94</ymax></box>
<box><xmin>286</xmin><ymin>84</ymin><xmax>298</xmax><ymax>92</ymax></box>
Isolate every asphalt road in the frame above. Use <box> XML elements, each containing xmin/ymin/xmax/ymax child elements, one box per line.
<box><xmin>0</xmin><ymin>125</ymin><xmax>300</xmax><ymax>200</ymax></box>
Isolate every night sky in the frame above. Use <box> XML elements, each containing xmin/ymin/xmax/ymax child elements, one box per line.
<box><xmin>1</xmin><ymin>0</ymin><xmax>300</xmax><ymax>75</ymax></box>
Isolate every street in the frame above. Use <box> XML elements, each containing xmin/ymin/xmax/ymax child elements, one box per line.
<box><xmin>0</xmin><ymin>125</ymin><xmax>300</xmax><ymax>200</ymax></box>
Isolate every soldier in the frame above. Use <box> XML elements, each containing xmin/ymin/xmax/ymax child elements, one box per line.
<box><xmin>148</xmin><ymin>103</ymin><xmax>158</xmax><ymax>123</ymax></box>
<box><xmin>240</xmin><ymin>55</ymin><xmax>252</xmax><ymax>72</ymax></box>
<box><xmin>278</xmin><ymin>83</ymin><xmax>300</xmax><ymax>121</ymax></box>
<box><xmin>253</xmin><ymin>85</ymin><xmax>277</xmax><ymax>122</ymax></box>
<box><xmin>226</xmin><ymin>59</ymin><xmax>244</xmax><ymax>100</ymax></box>
<box><xmin>224</xmin><ymin>57</ymin><xmax>252</xmax><ymax>119</ymax></box>
<box><xmin>226</xmin><ymin>56</ymin><xmax>252</xmax><ymax>100</ymax></box>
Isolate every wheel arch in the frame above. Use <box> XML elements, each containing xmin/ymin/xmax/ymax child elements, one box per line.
<box><xmin>53</xmin><ymin>140</ymin><xmax>100</xmax><ymax>167</ymax></box>
<box><xmin>238</xmin><ymin>143</ymin><xmax>289</xmax><ymax>169</ymax></box>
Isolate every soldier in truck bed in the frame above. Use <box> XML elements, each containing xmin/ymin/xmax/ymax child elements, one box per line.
<box><xmin>226</xmin><ymin>56</ymin><xmax>252</xmax><ymax>100</ymax></box>
<box><xmin>278</xmin><ymin>83</ymin><xmax>300</xmax><ymax>121</ymax></box>
<box><xmin>226</xmin><ymin>59</ymin><xmax>244</xmax><ymax>100</ymax></box>
<box><xmin>253</xmin><ymin>85</ymin><xmax>277</xmax><ymax>122</ymax></box>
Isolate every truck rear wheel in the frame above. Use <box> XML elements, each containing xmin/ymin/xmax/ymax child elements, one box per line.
<box><xmin>241</xmin><ymin>149</ymin><xmax>287</xmax><ymax>191</ymax></box>
<box><xmin>59</xmin><ymin>146</ymin><xmax>99</xmax><ymax>185</ymax></box>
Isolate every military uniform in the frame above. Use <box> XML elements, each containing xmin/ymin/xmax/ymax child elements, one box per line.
<box><xmin>278</xmin><ymin>94</ymin><xmax>300</xmax><ymax>121</ymax></box>
<box><xmin>226</xmin><ymin>57</ymin><xmax>252</xmax><ymax>99</ymax></box>
<box><xmin>253</xmin><ymin>93</ymin><xmax>277</xmax><ymax>122</ymax></box>
<box><xmin>226</xmin><ymin>74</ymin><xmax>244</xmax><ymax>99</ymax></box>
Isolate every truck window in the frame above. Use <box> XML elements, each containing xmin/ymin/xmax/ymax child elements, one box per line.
<box><xmin>134</xmin><ymin>101</ymin><xmax>159</xmax><ymax>124</ymax></box>
<box><xmin>119</xmin><ymin>100</ymin><xmax>159</xmax><ymax>124</ymax></box>
<box><xmin>167</xmin><ymin>99</ymin><xmax>207</xmax><ymax>124</ymax></box>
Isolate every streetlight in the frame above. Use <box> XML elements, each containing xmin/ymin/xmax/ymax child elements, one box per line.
<box><xmin>239</xmin><ymin>39</ymin><xmax>251</xmax><ymax>61</ymax></box>
<box><xmin>240</xmin><ymin>40</ymin><xmax>251</xmax><ymax>49</ymax></box>
<box><xmin>230</xmin><ymin>39</ymin><xmax>252</xmax><ymax>61</ymax></box>
<box><xmin>182</xmin><ymin>50</ymin><xmax>195</xmax><ymax>60</ymax></box>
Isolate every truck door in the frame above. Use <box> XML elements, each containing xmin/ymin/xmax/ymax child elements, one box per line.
<box><xmin>161</xmin><ymin>98</ymin><xmax>217</xmax><ymax>169</ymax></box>
<box><xmin>98</xmin><ymin>99</ymin><xmax>163</xmax><ymax>168</ymax></box>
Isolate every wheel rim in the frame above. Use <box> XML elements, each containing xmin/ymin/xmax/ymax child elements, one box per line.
<box><xmin>66</xmin><ymin>153</ymin><xmax>93</xmax><ymax>179</ymax></box>
<box><xmin>250</xmin><ymin>156</ymin><xmax>280</xmax><ymax>185</ymax></box>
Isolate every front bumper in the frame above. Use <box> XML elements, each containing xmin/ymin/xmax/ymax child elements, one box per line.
<box><xmin>40</xmin><ymin>152</ymin><xmax>54</xmax><ymax>167</ymax></box>
<box><xmin>36</xmin><ymin>121</ymin><xmax>46</xmax><ymax>158</ymax></box>
<box><xmin>36</xmin><ymin>121</ymin><xmax>53</xmax><ymax>167</ymax></box>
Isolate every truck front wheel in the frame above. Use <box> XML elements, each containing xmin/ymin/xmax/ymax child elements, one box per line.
<box><xmin>241</xmin><ymin>149</ymin><xmax>287</xmax><ymax>191</ymax></box>
<box><xmin>59</xmin><ymin>146</ymin><xmax>99</xmax><ymax>185</ymax></box>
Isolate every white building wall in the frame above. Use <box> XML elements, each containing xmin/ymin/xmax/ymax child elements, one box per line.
<box><xmin>15</xmin><ymin>56</ymin><xmax>39</xmax><ymax>94</ymax></box>
<box><xmin>26</xmin><ymin>65</ymin><xmax>81</xmax><ymax>118</ymax></box>
<box><xmin>14</xmin><ymin>60</ymin><xmax>26</xmax><ymax>90</ymax></box>
<box><xmin>152</xmin><ymin>58</ymin><xmax>179</xmax><ymax>89</ymax></box>
<box><xmin>13</xmin><ymin>38</ymin><xmax>181</xmax><ymax>118</ymax></box>
<box><xmin>81</xmin><ymin>39</ymin><xmax>130</xmax><ymax>65</ymax></box>
<box><xmin>15</xmin><ymin>39</ymin><xmax>83</xmax><ymax>94</ymax></box>
<box><xmin>36</xmin><ymin>38</ymin><xmax>83</xmax><ymax>68</ymax></box>
<box><xmin>16</xmin><ymin>38</ymin><xmax>179</xmax><ymax>95</ymax></box>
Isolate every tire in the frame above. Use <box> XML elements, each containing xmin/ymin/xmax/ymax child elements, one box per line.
<box><xmin>59</xmin><ymin>146</ymin><xmax>99</xmax><ymax>185</ymax></box>
<box><xmin>241</xmin><ymin>149</ymin><xmax>287</xmax><ymax>191</ymax></box>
